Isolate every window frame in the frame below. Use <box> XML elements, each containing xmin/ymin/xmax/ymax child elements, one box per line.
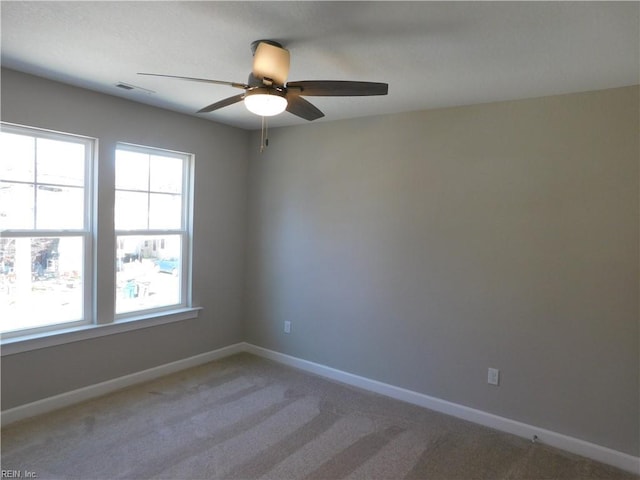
<box><xmin>114</xmin><ymin>142</ymin><xmax>193</xmax><ymax>319</ymax></box>
<box><xmin>0</xmin><ymin>122</ymin><xmax>95</xmax><ymax>338</ymax></box>
<box><xmin>0</xmin><ymin>125</ymin><xmax>198</xmax><ymax>350</ymax></box>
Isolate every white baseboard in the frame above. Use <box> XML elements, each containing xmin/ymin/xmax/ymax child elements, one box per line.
<box><xmin>243</xmin><ymin>343</ymin><xmax>640</xmax><ymax>475</ymax></box>
<box><xmin>0</xmin><ymin>342</ymin><xmax>245</xmax><ymax>427</ymax></box>
<box><xmin>2</xmin><ymin>341</ymin><xmax>638</xmax><ymax>475</ymax></box>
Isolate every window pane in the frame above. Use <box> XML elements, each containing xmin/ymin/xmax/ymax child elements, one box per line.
<box><xmin>0</xmin><ymin>132</ymin><xmax>35</xmax><ymax>183</ymax></box>
<box><xmin>0</xmin><ymin>236</ymin><xmax>84</xmax><ymax>334</ymax></box>
<box><xmin>116</xmin><ymin>234</ymin><xmax>181</xmax><ymax>314</ymax></box>
<box><xmin>150</xmin><ymin>155</ymin><xmax>182</xmax><ymax>193</ymax></box>
<box><xmin>36</xmin><ymin>138</ymin><xmax>85</xmax><ymax>186</ymax></box>
<box><xmin>0</xmin><ymin>182</ymin><xmax>34</xmax><ymax>230</ymax></box>
<box><xmin>36</xmin><ymin>185</ymin><xmax>85</xmax><ymax>230</ymax></box>
<box><xmin>149</xmin><ymin>193</ymin><xmax>182</xmax><ymax>229</ymax></box>
<box><xmin>115</xmin><ymin>191</ymin><xmax>148</xmax><ymax>230</ymax></box>
<box><xmin>115</xmin><ymin>150</ymin><xmax>149</xmax><ymax>191</ymax></box>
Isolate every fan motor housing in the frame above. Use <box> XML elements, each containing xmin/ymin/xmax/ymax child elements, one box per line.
<box><xmin>252</xmin><ymin>40</ymin><xmax>290</xmax><ymax>86</ymax></box>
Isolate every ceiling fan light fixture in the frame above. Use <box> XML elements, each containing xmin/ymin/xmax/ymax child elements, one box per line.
<box><xmin>244</xmin><ymin>88</ymin><xmax>287</xmax><ymax>116</ymax></box>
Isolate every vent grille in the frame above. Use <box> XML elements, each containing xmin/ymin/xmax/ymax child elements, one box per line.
<box><xmin>114</xmin><ymin>82</ymin><xmax>155</xmax><ymax>94</ymax></box>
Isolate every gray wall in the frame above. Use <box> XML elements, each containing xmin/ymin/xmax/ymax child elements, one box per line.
<box><xmin>2</xmin><ymin>68</ymin><xmax>638</xmax><ymax>458</ymax></box>
<box><xmin>1</xmin><ymin>69</ymin><xmax>249</xmax><ymax>408</ymax></box>
<box><xmin>244</xmin><ymin>86</ymin><xmax>639</xmax><ymax>456</ymax></box>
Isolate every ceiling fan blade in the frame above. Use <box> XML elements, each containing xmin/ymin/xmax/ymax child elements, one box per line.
<box><xmin>285</xmin><ymin>95</ymin><xmax>324</xmax><ymax>121</ymax></box>
<box><xmin>138</xmin><ymin>73</ymin><xmax>248</xmax><ymax>90</ymax></box>
<box><xmin>286</xmin><ymin>80</ymin><xmax>388</xmax><ymax>97</ymax></box>
<box><xmin>197</xmin><ymin>93</ymin><xmax>245</xmax><ymax>113</ymax></box>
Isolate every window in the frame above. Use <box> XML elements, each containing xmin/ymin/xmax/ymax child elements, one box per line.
<box><xmin>0</xmin><ymin>124</ymin><xmax>93</xmax><ymax>336</ymax></box>
<box><xmin>115</xmin><ymin>144</ymin><xmax>192</xmax><ymax>316</ymax></box>
<box><xmin>1</xmin><ymin>124</ymin><xmax>196</xmax><ymax>345</ymax></box>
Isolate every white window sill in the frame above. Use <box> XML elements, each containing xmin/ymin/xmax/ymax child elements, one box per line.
<box><xmin>0</xmin><ymin>307</ymin><xmax>202</xmax><ymax>356</ymax></box>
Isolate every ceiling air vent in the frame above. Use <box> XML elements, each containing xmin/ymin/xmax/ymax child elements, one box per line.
<box><xmin>115</xmin><ymin>82</ymin><xmax>155</xmax><ymax>94</ymax></box>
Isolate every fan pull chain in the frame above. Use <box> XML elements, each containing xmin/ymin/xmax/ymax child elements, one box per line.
<box><xmin>265</xmin><ymin>116</ymin><xmax>269</xmax><ymax>148</ymax></box>
<box><xmin>260</xmin><ymin>116</ymin><xmax>270</xmax><ymax>153</ymax></box>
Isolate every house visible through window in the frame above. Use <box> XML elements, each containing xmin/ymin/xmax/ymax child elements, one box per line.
<box><xmin>0</xmin><ymin>125</ymin><xmax>93</xmax><ymax>335</ymax></box>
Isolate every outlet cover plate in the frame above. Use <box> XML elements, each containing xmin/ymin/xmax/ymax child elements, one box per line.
<box><xmin>488</xmin><ymin>368</ymin><xmax>500</xmax><ymax>386</ymax></box>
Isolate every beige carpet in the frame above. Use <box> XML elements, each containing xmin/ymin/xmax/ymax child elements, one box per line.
<box><xmin>1</xmin><ymin>353</ymin><xmax>637</xmax><ymax>480</ymax></box>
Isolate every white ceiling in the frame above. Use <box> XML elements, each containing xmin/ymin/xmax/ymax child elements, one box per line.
<box><xmin>1</xmin><ymin>1</ymin><xmax>638</xmax><ymax>130</ymax></box>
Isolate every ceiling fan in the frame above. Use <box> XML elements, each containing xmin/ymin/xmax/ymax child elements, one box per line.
<box><xmin>138</xmin><ymin>40</ymin><xmax>388</xmax><ymax>121</ymax></box>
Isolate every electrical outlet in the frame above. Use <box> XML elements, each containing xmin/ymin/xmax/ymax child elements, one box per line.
<box><xmin>284</xmin><ymin>321</ymin><xmax>291</xmax><ymax>334</ymax></box>
<box><xmin>488</xmin><ymin>368</ymin><xmax>500</xmax><ymax>386</ymax></box>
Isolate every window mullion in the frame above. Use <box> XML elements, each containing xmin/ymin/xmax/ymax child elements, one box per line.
<box><xmin>147</xmin><ymin>154</ymin><xmax>151</xmax><ymax>230</ymax></box>
<box><xmin>32</xmin><ymin>138</ymin><xmax>38</xmax><ymax>229</ymax></box>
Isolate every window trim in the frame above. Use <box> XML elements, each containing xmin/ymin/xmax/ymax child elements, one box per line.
<box><xmin>0</xmin><ymin>125</ymin><xmax>197</xmax><ymax>347</ymax></box>
<box><xmin>0</xmin><ymin>123</ymin><xmax>95</xmax><ymax>338</ymax></box>
<box><xmin>0</xmin><ymin>307</ymin><xmax>202</xmax><ymax>356</ymax></box>
<box><xmin>114</xmin><ymin>142</ymin><xmax>194</xmax><ymax>319</ymax></box>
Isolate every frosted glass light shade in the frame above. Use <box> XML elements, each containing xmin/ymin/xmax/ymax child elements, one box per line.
<box><xmin>244</xmin><ymin>89</ymin><xmax>287</xmax><ymax>116</ymax></box>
